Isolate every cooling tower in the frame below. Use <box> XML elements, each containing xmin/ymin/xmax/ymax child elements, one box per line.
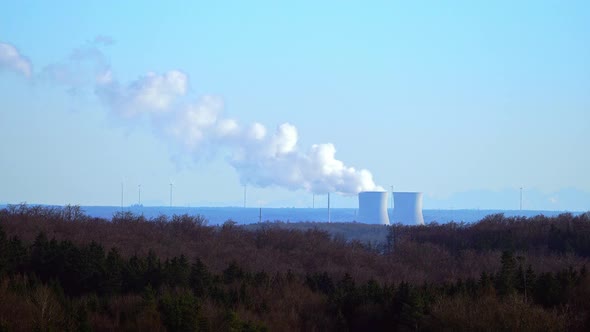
<box><xmin>358</xmin><ymin>191</ymin><xmax>390</xmax><ymax>225</ymax></box>
<box><xmin>392</xmin><ymin>192</ymin><xmax>425</xmax><ymax>225</ymax></box>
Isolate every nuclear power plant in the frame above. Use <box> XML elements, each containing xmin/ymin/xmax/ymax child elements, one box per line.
<box><xmin>391</xmin><ymin>192</ymin><xmax>425</xmax><ymax>225</ymax></box>
<box><xmin>357</xmin><ymin>191</ymin><xmax>425</xmax><ymax>225</ymax></box>
<box><xmin>357</xmin><ymin>191</ymin><xmax>390</xmax><ymax>224</ymax></box>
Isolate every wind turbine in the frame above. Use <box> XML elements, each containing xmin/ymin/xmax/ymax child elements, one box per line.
<box><xmin>138</xmin><ymin>184</ymin><xmax>141</xmax><ymax>205</ymax></box>
<box><xmin>169</xmin><ymin>179</ymin><xmax>174</xmax><ymax>208</ymax></box>
<box><xmin>120</xmin><ymin>182</ymin><xmax>124</xmax><ymax>210</ymax></box>
<box><xmin>327</xmin><ymin>192</ymin><xmax>331</xmax><ymax>223</ymax></box>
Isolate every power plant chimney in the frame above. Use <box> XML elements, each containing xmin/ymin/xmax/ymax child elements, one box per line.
<box><xmin>392</xmin><ymin>192</ymin><xmax>425</xmax><ymax>225</ymax></box>
<box><xmin>358</xmin><ymin>191</ymin><xmax>390</xmax><ymax>225</ymax></box>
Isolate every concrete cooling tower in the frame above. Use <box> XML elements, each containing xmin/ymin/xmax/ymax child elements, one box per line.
<box><xmin>392</xmin><ymin>192</ymin><xmax>425</xmax><ymax>225</ymax></box>
<box><xmin>358</xmin><ymin>191</ymin><xmax>390</xmax><ymax>225</ymax></box>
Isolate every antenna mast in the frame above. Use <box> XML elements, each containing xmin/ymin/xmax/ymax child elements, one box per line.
<box><xmin>391</xmin><ymin>185</ymin><xmax>394</xmax><ymax>213</ymax></box>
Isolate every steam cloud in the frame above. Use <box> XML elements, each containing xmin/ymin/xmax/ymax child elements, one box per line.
<box><xmin>5</xmin><ymin>38</ymin><xmax>383</xmax><ymax>195</ymax></box>
<box><xmin>0</xmin><ymin>42</ymin><xmax>32</xmax><ymax>77</ymax></box>
<box><xmin>96</xmin><ymin>70</ymin><xmax>382</xmax><ymax>194</ymax></box>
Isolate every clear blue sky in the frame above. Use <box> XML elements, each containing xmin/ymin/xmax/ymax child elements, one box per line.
<box><xmin>1</xmin><ymin>1</ymin><xmax>589</xmax><ymax>209</ymax></box>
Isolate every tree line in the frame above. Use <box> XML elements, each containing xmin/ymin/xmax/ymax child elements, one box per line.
<box><xmin>1</xmin><ymin>204</ymin><xmax>589</xmax><ymax>331</ymax></box>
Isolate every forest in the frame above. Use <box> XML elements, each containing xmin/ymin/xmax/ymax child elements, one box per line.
<box><xmin>1</xmin><ymin>204</ymin><xmax>590</xmax><ymax>331</ymax></box>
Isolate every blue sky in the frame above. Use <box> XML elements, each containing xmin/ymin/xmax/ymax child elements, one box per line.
<box><xmin>1</xmin><ymin>1</ymin><xmax>589</xmax><ymax>209</ymax></box>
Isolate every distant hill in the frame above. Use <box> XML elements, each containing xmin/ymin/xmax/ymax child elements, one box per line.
<box><xmin>425</xmin><ymin>188</ymin><xmax>590</xmax><ymax>211</ymax></box>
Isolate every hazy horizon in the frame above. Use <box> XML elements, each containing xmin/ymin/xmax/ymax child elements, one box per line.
<box><xmin>1</xmin><ymin>187</ymin><xmax>588</xmax><ymax>212</ymax></box>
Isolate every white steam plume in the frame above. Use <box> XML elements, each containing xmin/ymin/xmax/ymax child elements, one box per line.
<box><xmin>96</xmin><ymin>70</ymin><xmax>188</xmax><ymax>116</ymax></box>
<box><xmin>96</xmin><ymin>70</ymin><xmax>382</xmax><ymax>195</ymax></box>
<box><xmin>15</xmin><ymin>39</ymin><xmax>382</xmax><ymax>196</ymax></box>
<box><xmin>42</xmin><ymin>40</ymin><xmax>113</xmax><ymax>95</ymax></box>
<box><xmin>0</xmin><ymin>42</ymin><xmax>32</xmax><ymax>77</ymax></box>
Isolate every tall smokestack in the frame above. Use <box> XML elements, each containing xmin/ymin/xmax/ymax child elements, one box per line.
<box><xmin>392</xmin><ymin>192</ymin><xmax>425</xmax><ymax>225</ymax></box>
<box><xmin>358</xmin><ymin>191</ymin><xmax>390</xmax><ymax>225</ymax></box>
